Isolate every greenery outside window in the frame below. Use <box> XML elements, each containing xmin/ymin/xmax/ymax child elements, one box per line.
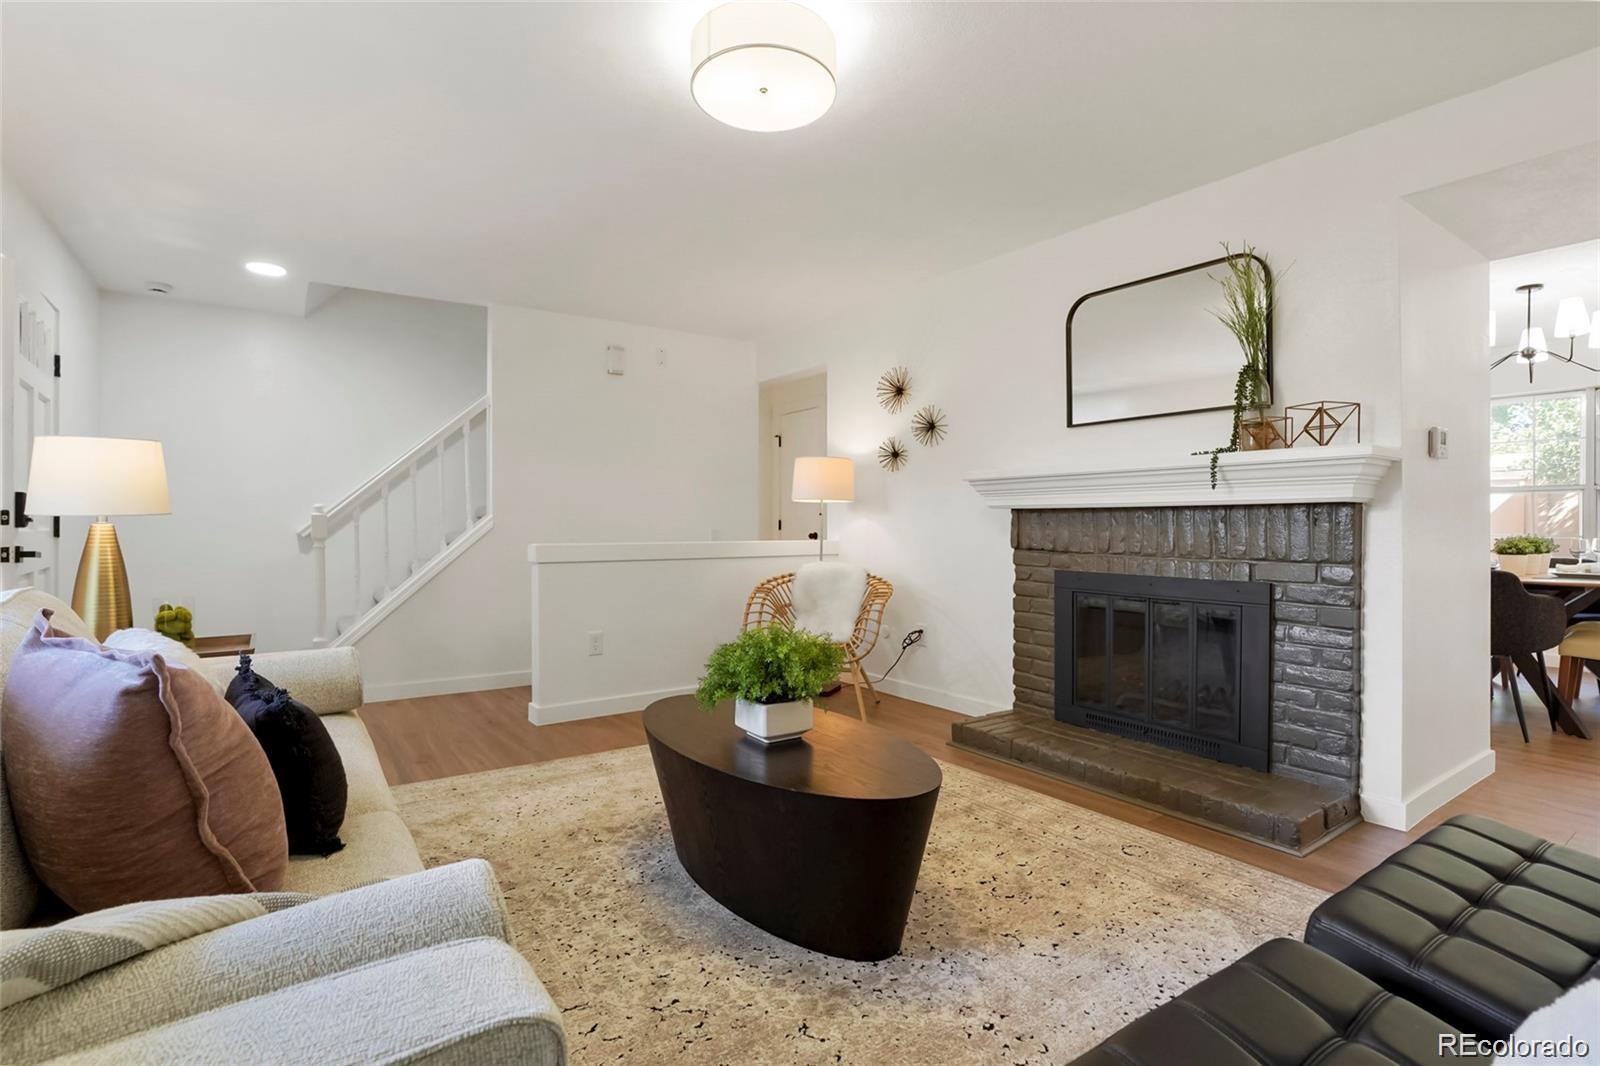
<box><xmin>1489</xmin><ymin>390</ymin><xmax>1588</xmax><ymax>543</ymax></box>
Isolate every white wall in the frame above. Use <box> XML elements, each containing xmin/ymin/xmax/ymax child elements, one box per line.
<box><xmin>2</xmin><ymin>171</ymin><xmax>101</xmax><ymax>559</ymax></box>
<box><xmin>755</xmin><ymin>52</ymin><xmax>1599</xmax><ymax>827</ymax></box>
<box><xmin>1380</xmin><ymin>205</ymin><xmax>1494</xmax><ymax>827</ymax></box>
<box><xmin>528</xmin><ymin>540</ymin><xmax>836</xmax><ymax>722</ymax></box>
<box><xmin>97</xmin><ymin>288</ymin><xmax>486</xmax><ymax>651</ymax></box>
<box><xmin>354</xmin><ymin>305</ymin><xmax>759</xmax><ymax>702</ymax></box>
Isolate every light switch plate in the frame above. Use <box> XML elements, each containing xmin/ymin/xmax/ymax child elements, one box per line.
<box><xmin>605</xmin><ymin>345</ymin><xmax>626</xmax><ymax>376</ymax></box>
<box><xmin>1427</xmin><ymin>426</ymin><xmax>1449</xmax><ymax>459</ymax></box>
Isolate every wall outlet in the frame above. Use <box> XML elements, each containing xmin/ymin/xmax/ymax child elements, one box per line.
<box><xmin>587</xmin><ymin>631</ymin><xmax>604</xmax><ymax>656</ymax></box>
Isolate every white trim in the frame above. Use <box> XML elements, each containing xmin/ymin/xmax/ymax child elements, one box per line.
<box><xmin>967</xmin><ymin>444</ymin><xmax>1400</xmax><ymax>510</ymax></box>
<box><xmin>341</xmin><ymin>517</ymin><xmax>494</xmax><ymax>647</ymax></box>
<box><xmin>1360</xmin><ymin>747</ymin><xmax>1496</xmax><ymax>830</ymax></box>
<box><xmin>528</xmin><ymin>540</ymin><xmax>839</xmax><ymax>564</ymax></box>
<box><xmin>364</xmin><ymin>668</ymin><xmax>532</xmax><ymax>704</ymax></box>
<box><xmin>873</xmin><ymin>676</ymin><xmax>1007</xmax><ymax>718</ymax></box>
<box><xmin>528</xmin><ymin>685</ymin><xmax>697</xmax><ymax>725</ymax></box>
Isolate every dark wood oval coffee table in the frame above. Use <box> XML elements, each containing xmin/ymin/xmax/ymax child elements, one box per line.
<box><xmin>643</xmin><ymin>695</ymin><xmax>942</xmax><ymax>961</ymax></box>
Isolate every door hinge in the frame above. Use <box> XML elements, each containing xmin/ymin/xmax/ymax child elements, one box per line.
<box><xmin>774</xmin><ymin>434</ymin><xmax>782</xmax><ymax>447</ymax></box>
<box><xmin>777</xmin><ymin>519</ymin><xmax>782</xmax><ymax>531</ymax></box>
<box><xmin>53</xmin><ymin>354</ymin><xmax>61</xmax><ymax>378</ymax></box>
<box><xmin>53</xmin><ymin>515</ymin><xmax>61</xmax><ymax>538</ymax></box>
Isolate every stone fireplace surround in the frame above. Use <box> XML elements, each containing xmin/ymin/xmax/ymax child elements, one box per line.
<box><xmin>951</xmin><ymin>445</ymin><xmax>1398</xmax><ymax>854</ymax></box>
<box><xmin>1014</xmin><ymin>503</ymin><xmax>1363</xmax><ymax>788</ymax></box>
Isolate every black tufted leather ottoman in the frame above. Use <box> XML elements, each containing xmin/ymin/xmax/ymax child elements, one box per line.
<box><xmin>1068</xmin><ymin>938</ymin><xmax>1466</xmax><ymax>1065</ymax></box>
<box><xmin>1305</xmin><ymin>814</ymin><xmax>1600</xmax><ymax>1038</ymax></box>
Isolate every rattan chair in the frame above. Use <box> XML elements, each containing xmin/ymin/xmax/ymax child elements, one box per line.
<box><xmin>743</xmin><ymin>571</ymin><xmax>893</xmax><ymax>721</ymax></box>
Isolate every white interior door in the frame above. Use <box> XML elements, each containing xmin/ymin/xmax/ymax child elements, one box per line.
<box><xmin>776</xmin><ymin>404</ymin><xmax>826</xmax><ymax>541</ymax></box>
<box><xmin>1</xmin><ymin>256</ymin><xmax>62</xmax><ymax>593</ymax></box>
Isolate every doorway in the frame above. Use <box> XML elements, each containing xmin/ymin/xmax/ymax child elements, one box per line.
<box><xmin>1</xmin><ymin>257</ymin><xmax>63</xmax><ymax>595</ymax></box>
<box><xmin>758</xmin><ymin>372</ymin><xmax>827</xmax><ymax>541</ymax></box>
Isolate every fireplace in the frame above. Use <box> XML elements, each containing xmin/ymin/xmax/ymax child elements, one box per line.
<box><xmin>1055</xmin><ymin>571</ymin><xmax>1271</xmax><ymax>771</ymax></box>
<box><xmin>954</xmin><ymin>446</ymin><xmax>1399</xmax><ymax>851</ymax></box>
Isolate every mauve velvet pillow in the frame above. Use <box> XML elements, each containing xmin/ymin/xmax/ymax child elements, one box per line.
<box><xmin>0</xmin><ymin>611</ymin><xmax>288</xmax><ymax>913</ymax></box>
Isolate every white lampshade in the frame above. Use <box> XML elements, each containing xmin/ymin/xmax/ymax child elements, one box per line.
<box><xmin>691</xmin><ymin>1</ymin><xmax>835</xmax><ymax>132</ymax></box>
<box><xmin>792</xmin><ymin>456</ymin><xmax>854</xmax><ymax>502</ymax></box>
<box><xmin>1520</xmin><ymin>326</ymin><xmax>1549</xmax><ymax>354</ymax></box>
<box><xmin>1554</xmin><ymin>296</ymin><xmax>1591</xmax><ymax>339</ymax></box>
<box><xmin>1590</xmin><ymin>310</ymin><xmax>1600</xmax><ymax>350</ymax></box>
<box><xmin>25</xmin><ymin>436</ymin><xmax>170</xmax><ymax>516</ymax></box>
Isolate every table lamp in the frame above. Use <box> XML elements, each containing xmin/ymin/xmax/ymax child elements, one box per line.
<box><xmin>792</xmin><ymin>456</ymin><xmax>854</xmax><ymax>562</ymax></box>
<box><xmin>24</xmin><ymin>436</ymin><xmax>170</xmax><ymax>640</ymax></box>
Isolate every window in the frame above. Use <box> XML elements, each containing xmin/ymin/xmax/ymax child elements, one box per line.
<box><xmin>1489</xmin><ymin>390</ymin><xmax>1589</xmax><ymax>544</ymax></box>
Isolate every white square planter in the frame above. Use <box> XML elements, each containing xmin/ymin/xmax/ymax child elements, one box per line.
<box><xmin>734</xmin><ymin>698</ymin><xmax>814</xmax><ymax>745</ymax></box>
<box><xmin>1496</xmin><ymin>553</ymin><xmax>1551</xmax><ymax>577</ymax></box>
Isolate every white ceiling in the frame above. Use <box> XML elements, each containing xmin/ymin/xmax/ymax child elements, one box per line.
<box><xmin>1408</xmin><ymin>143</ymin><xmax>1600</xmax><ymax>262</ymax></box>
<box><xmin>4</xmin><ymin>2</ymin><xmax>1597</xmax><ymax>337</ymax></box>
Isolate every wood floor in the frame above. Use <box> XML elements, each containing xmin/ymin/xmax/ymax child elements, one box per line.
<box><xmin>363</xmin><ymin>675</ymin><xmax>1599</xmax><ymax>895</ymax></box>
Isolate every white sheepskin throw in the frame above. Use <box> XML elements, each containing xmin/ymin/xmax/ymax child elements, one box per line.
<box><xmin>791</xmin><ymin>563</ymin><xmax>867</xmax><ymax>642</ymax></box>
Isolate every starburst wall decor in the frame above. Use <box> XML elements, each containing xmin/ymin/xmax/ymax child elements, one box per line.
<box><xmin>911</xmin><ymin>405</ymin><xmax>947</xmax><ymax>447</ymax></box>
<box><xmin>876</xmin><ymin>366</ymin><xmax>911</xmax><ymax>413</ymax></box>
<box><xmin>878</xmin><ymin>437</ymin><xmax>908</xmax><ymax>472</ymax></box>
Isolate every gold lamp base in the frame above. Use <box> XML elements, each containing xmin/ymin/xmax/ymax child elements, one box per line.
<box><xmin>71</xmin><ymin>521</ymin><xmax>133</xmax><ymax>641</ymax></box>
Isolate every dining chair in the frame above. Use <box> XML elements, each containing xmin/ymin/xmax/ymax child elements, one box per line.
<box><xmin>1489</xmin><ymin>568</ymin><xmax>1566</xmax><ymax>743</ymax></box>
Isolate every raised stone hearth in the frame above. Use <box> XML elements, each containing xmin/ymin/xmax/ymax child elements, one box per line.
<box><xmin>952</xmin><ymin>712</ymin><xmax>1356</xmax><ymax>852</ymax></box>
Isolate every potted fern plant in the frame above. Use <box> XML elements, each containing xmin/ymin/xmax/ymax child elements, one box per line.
<box><xmin>696</xmin><ymin>625</ymin><xmax>847</xmax><ymax>745</ymax></box>
<box><xmin>1492</xmin><ymin>535</ymin><xmax>1556</xmax><ymax>577</ymax></box>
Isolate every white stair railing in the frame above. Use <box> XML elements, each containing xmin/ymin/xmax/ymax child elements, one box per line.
<box><xmin>299</xmin><ymin>396</ymin><xmax>491</xmax><ymax>647</ymax></box>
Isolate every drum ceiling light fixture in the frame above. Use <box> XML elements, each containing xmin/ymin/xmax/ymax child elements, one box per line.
<box><xmin>691</xmin><ymin>1</ymin><xmax>836</xmax><ymax>132</ymax></box>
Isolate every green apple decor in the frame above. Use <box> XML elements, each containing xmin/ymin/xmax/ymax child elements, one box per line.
<box><xmin>154</xmin><ymin>603</ymin><xmax>195</xmax><ymax>645</ymax></box>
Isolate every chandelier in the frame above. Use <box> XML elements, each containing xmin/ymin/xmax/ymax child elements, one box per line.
<box><xmin>1490</xmin><ymin>283</ymin><xmax>1597</xmax><ymax>383</ymax></box>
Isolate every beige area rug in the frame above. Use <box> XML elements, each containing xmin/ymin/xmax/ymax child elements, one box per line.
<box><xmin>394</xmin><ymin>745</ymin><xmax>1326</xmax><ymax>1065</ymax></box>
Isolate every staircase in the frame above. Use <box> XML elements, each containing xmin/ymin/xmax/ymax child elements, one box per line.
<box><xmin>298</xmin><ymin>396</ymin><xmax>491</xmax><ymax>647</ymax></box>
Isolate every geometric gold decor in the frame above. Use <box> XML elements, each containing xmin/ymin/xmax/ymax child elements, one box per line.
<box><xmin>876</xmin><ymin>366</ymin><xmax>911</xmax><ymax>413</ymax></box>
<box><xmin>877</xmin><ymin>437</ymin><xmax>909</xmax><ymax>472</ymax></box>
<box><xmin>910</xmin><ymin>405</ymin><xmax>947</xmax><ymax>447</ymax></box>
<box><xmin>1285</xmin><ymin>400</ymin><xmax>1361</xmax><ymax>447</ymax></box>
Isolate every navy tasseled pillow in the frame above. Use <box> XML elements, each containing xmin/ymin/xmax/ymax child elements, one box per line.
<box><xmin>225</xmin><ymin>654</ymin><xmax>347</xmax><ymax>856</ymax></box>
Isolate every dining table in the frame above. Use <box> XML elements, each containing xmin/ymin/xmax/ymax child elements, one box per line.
<box><xmin>1514</xmin><ymin>570</ymin><xmax>1597</xmax><ymax>739</ymax></box>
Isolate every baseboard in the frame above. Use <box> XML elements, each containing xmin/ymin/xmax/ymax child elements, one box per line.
<box><xmin>1361</xmin><ymin>747</ymin><xmax>1497</xmax><ymax>831</ymax></box>
<box><xmin>873</xmin><ymin>676</ymin><xmax>1007</xmax><ymax>718</ymax></box>
<box><xmin>364</xmin><ymin>669</ymin><xmax>531</xmax><ymax>704</ymax></box>
<box><xmin>529</xmin><ymin>685</ymin><xmax>696</xmax><ymax>725</ymax></box>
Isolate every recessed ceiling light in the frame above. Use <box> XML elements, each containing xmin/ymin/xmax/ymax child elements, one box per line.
<box><xmin>244</xmin><ymin>261</ymin><xmax>288</xmax><ymax>278</ymax></box>
<box><xmin>691</xmin><ymin>1</ymin><xmax>836</xmax><ymax>133</ymax></box>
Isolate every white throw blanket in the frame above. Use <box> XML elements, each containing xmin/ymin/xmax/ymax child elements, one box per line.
<box><xmin>791</xmin><ymin>563</ymin><xmax>867</xmax><ymax>642</ymax></box>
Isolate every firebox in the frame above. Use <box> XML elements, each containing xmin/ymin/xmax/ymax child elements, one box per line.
<box><xmin>1054</xmin><ymin>571</ymin><xmax>1271</xmax><ymax>771</ymax></box>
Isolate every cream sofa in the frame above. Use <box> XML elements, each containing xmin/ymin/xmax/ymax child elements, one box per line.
<box><xmin>0</xmin><ymin>588</ymin><xmax>566</xmax><ymax>1065</ymax></box>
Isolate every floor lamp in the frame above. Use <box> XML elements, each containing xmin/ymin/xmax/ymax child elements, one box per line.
<box><xmin>792</xmin><ymin>456</ymin><xmax>854</xmax><ymax>562</ymax></box>
<box><xmin>25</xmin><ymin>436</ymin><xmax>171</xmax><ymax>641</ymax></box>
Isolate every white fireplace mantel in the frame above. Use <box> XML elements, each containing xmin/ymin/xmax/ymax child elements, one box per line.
<box><xmin>966</xmin><ymin>444</ymin><xmax>1400</xmax><ymax>510</ymax></box>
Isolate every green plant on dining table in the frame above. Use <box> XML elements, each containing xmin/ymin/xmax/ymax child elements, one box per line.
<box><xmin>695</xmin><ymin>625</ymin><xmax>846</xmax><ymax>708</ymax></box>
<box><xmin>1492</xmin><ymin>535</ymin><xmax>1557</xmax><ymax>556</ymax></box>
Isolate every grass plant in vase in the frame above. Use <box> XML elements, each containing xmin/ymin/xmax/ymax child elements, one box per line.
<box><xmin>1196</xmin><ymin>242</ymin><xmax>1278</xmax><ymax>488</ymax></box>
<box><xmin>696</xmin><ymin>625</ymin><xmax>846</xmax><ymax>745</ymax></box>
